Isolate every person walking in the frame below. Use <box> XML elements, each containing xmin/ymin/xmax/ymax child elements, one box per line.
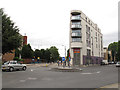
<box><xmin>57</xmin><ymin>60</ymin><xmax>59</xmax><ymax>66</ymax></box>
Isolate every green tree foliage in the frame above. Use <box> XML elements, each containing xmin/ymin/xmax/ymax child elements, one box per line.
<box><xmin>118</xmin><ymin>41</ymin><xmax>120</xmax><ymax>61</ymax></box>
<box><xmin>40</xmin><ymin>49</ymin><xmax>45</xmax><ymax>59</ymax></box>
<box><xmin>108</xmin><ymin>42</ymin><xmax>118</xmax><ymax>61</ymax></box>
<box><xmin>49</xmin><ymin>46</ymin><xmax>60</xmax><ymax>62</ymax></box>
<box><xmin>44</xmin><ymin>48</ymin><xmax>50</xmax><ymax>63</ymax></box>
<box><xmin>1</xmin><ymin>8</ymin><xmax>22</xmax><ymax>54</ymax></box>
<box><xmin>33</xmin><ymin>46</ymin><xmax>60</xmax><ymax>63</ymax></box>
<box><xmin>21</xmin><ymin>44</ymin><xmax>33</xmax><ymax>58</ymax></box>
<box><xmin>15</xmin><ymin>48</ymin><xmax>20</xmax><ymax>57</ymax></box>
<box><xmin>34</xmin><ymin>49</ymin><xmax>41</xmax><ymax>59</ymax></box>
<box><xmin>66</xmin><ymin>49</ymin><xmax>70</xmax><ymax>59</ymax></box>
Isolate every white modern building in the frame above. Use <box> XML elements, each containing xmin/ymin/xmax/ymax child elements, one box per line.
<box><xmin>69</xmin><ymin>10</ymin><xmax>103</xmax><ymax>66</ymax></box>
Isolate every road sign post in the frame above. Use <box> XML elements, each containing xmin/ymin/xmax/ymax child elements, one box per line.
<box><xmin>62</xmin><ymin>57</ymin><xmax>65</xmax><ymax>67</ymax></box>
<box><xmin>68</xmin><ymin>57</ymin><xmax>71</xmax><ymax>67</ymax></box>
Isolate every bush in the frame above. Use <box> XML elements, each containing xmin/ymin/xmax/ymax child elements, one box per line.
<box><xmin>18</xmin><ymin>59</ymin><xmax>24</xmax><ymax>61</ymax></box>
<box><xmin>13</xmin><ymin>57</ymin><xmax>19</xmax><ymax>60</ymax></box>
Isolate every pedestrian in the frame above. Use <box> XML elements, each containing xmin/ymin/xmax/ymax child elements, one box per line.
<box><xmin>65</xmin><ymin>60</ymin><xmax>66</xmax><ymax>66</ymax></box>
<box><xmin>57</xmin><ymin>60</ymin><xmax>59</xmax><ymax>66</ymax></box>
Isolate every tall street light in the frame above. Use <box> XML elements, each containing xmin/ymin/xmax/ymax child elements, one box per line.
<box><xmin>62</xmin><ymin>45</ymin><xmax>66</xmax><ymax>67</ymax></box>
<box><xmin>62</xmin><ymin>45</ymin><xmax>66</xmax><ymax>58</ymax></box>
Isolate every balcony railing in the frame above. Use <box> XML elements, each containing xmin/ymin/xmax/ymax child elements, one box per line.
<box><xmin>71</xmin><ymin>24</ymin><xmax>82</xmax><ymax>28</ymax></box>
<box><xmin>72</xmin><ymin>33</ymin><xmax>82</xmax><ymax>37</ymax></box>
<box><xmin>71</xmin><ymin>16</ymin><xmax>81</xmax><ymax>20</ymax></box>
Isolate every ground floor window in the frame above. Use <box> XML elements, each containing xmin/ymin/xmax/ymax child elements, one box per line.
<box><xmin>73</xmin><ymin>48</ymin><xmax>80</xmax><ymax>65</ymax></box>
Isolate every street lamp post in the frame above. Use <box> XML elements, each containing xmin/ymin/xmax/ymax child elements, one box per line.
<box><xmin>62</xmin><ymin>45</ymin><xmax>66</xmax><ymax>58</ymax></box>
<box><xmin>62</xmin><ymin>45</ymin><xmax>66</xmax><ymax>67</ymax></box>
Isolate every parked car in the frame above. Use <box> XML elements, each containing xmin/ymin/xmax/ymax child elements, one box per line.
<box><xmin>2</xmin><ymin>61</ymin><xmax>27</xmax><ymax>72</ymax></box>
<box><xmin>102</xmin><ymin>60</ymin><xmax>109</xmax><ymax>65</ymax></box>
<box><xmin>116</xmin><ymin>62</ymin><xmax>120</xmax><ymax>67</ymax></box>
<box><xmin>108</xmin><ymin>61</ymin><xmax>115</xmax><ymax>64</ymax></box>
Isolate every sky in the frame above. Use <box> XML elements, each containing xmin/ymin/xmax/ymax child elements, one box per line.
<box><xmin>0</xmin><ymin>0</ymin><xmax>119</xmax><ymax>57</ymax></box>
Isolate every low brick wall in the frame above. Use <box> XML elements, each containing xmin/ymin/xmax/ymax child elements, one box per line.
<box><xmin>23</xmin><ymin>58</ymin><xmax>37</xmax><ymax>64</ymax></box>
<box><xmin>22</xmin><ymin>58</ymin><xmax>46</xmax><ymax>64</ymax></box>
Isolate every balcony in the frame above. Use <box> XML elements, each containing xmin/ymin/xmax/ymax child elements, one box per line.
<box><xmin>71</xmin><ymin>16</ymin><xmax>81</xmax><ymax>21</ymax></box>
<box><xmin>72</xmin><ymin>33</ymin><xmax>82</xmax><ymax>37</ymax></box>
<box><xmin>71</xmin><ymin>24</ymin><xmax>82</xmax><ymax>29</ymax></box>
<box><xmin>71</xmin><ymin>11</ymin><xmax>81</xmax><ymax>15</ymax></box>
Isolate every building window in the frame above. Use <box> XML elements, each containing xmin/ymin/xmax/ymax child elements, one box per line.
<box><xmin>72</xmin><ymin>38</ymin><xmax>81</xmax><ymax>42</ymax></box>
<box><xmin>71</xmin><ymin>15</ymin><xmax>81</xmax><ymax>20</ymax></box>
<box><xmin>87</xmin><ymin>49</ymin><xmax>91</xmax><ymax>56</ymax></box>
<box><xmin>86</xmin><ymin>17</ymin><xmax>87</xmax><ymax>22</ymax></box>
<box><xmin>72</xmin><ymin>30</ymin><xmax>81</xmax><ymax>33</ymax></box>
<box><xmin>96</xmin><ymin>37</ymin><xmax>97</xmax><ymax>42</ymax></box>
<box><xmin>72</xmin><ymin>30</ymin><xmax>81</xmax><ymax>37</ymax></box>
<box><xmin>88</xmin><ymin>20</ymin><xmax>90</xmax><ymax>24</ymax></box>
<box><xmin>72</xmin><ymin>22</ymin><xmax>80</xmax><ymax>25</ymax></box>
<box><xmin>92</xmin><ymin>51</ymin><xmax>94</xmax><ymax>56</ymax></box>
<box><xmin>86</xmin><ymin>25</ymin><xmax>91</xmax><ymax>47</ymax></box>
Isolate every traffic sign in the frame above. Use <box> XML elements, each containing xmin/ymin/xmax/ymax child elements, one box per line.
<box><xmin>69</xmin><ymin>57</ymin><xmax>71</xmax><ymax>61</ymax></box>
<box><xmin>62</xmin><ymin>57</ymin><xmax>65</xmax><ymax>61</ymax></box>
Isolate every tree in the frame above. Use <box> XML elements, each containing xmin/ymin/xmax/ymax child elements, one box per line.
<box><xmin>33</xmin><ymin>46</ymin><xmax>60</xmax><ymax>62</ymax></box>
<box><xmin>118</xmin><ymin>41</ymin><xmax>120</xmax><ymax>61</ymax></box>
<box><xmin>34</xmin><ymin>49</ymin><xmax>41</xmax><ymax>59</ymax></box>
<box><xmin>49</xmin><ymin>46</ymin><xmax>60</xmax><ymax>62</ymax></box>
<box><xmin>44</xmin><ymin>48</ymin><xmax>50</xmax><ymax>63</ymax></box>
<box><xmin>40</xmin><ymin>49</ymin><xmax>45</xmax><ymax>59</ymax></box>
<box><xmin>1</xmin><ymin>8</ymin><xmax>22</xmax><ymax>54</ymax></box>
<box><xmin>66</xmin><ymin>49</ymin><xmax>70</xmax><ymax>59</ymax></box>
<box><xmin>108</xmin><ymin>42</ymin><xmax>118</xmax><ymax>61</ymax></box>
<box><xmin>21</xmin><ymin>44</ymin><xmax>33</xmax><ymax>58</ymax></box>
<box><xmin>15</xmin><ymin>48</ymin><xmax>20</xmax><ymax>57</ymax></box>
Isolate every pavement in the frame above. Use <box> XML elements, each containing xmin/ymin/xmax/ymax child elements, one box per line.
<box><xmin>2</xmin><ymin>63</ymin><xmax>119</xmax><ymax>88</ymax></box>
<box><xmin>100</xmin><ymin>83</ymin><xmax>119</xmax><ymax>88</ymax></box>
<box><xmin>26</xmin><ymin>63</ymin><xmax>51</xmax><ymax>66</ymax></box>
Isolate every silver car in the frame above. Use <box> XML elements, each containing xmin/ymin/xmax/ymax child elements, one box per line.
<box><xmin>116</xmin><ymin>62</ymin><xmax>120</xmax><ymax>67</ymax></box>
<box><xmin>2</xmin><ymin>61</ymin><xmax>27</xmax><ymax>72</ymax></box>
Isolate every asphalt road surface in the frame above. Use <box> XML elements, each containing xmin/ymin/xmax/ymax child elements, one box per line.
<box><xmin>2</xmin><ymin>64</ymin><xmax>118</xmax><ymax>88</ymax></box>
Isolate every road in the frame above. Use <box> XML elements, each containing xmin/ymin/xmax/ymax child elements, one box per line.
<box><xmin>2</xmin><ymin>64</ymin><xmax>118</xmax><ymax>88</ymax></box>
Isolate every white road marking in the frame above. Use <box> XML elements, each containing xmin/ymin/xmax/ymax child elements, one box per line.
<box><xmin>31</xmin><ymin>69</ymin><xmax>33</xmax><ymax>71</ymax></box>
<box><xmin>96</xmin><ymin>71</ymin><xmax>101</xmax><ymax>73</ymax></box>
<box><xmin>30</xmin><ymin>69</ymin><xmax>37</xmax><ymax>71</ymax></box>
<box><xmin>81</xmin><ymin>73</ymin><xmax>92</xmax><ymax>75</ymax></box>
<box><xmin>81</xmin><ymin>71</ymin><xmax>101</xmax><ymax>75</ymax></box>
<box><xmin>20</xmin><ymin>80</ymin><xmax>26</xmax><ymax>82</ymax></box>
<box><xmin>28</xmin><ymin>77</ymin><xmax>37</xmax><ymax>80</ymax></box>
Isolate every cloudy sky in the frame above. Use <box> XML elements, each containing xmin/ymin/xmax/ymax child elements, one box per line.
<box><xmin>0</xmin><ymin>0</ymin><xmax>119</xmax><ymax>57</ymax></box>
